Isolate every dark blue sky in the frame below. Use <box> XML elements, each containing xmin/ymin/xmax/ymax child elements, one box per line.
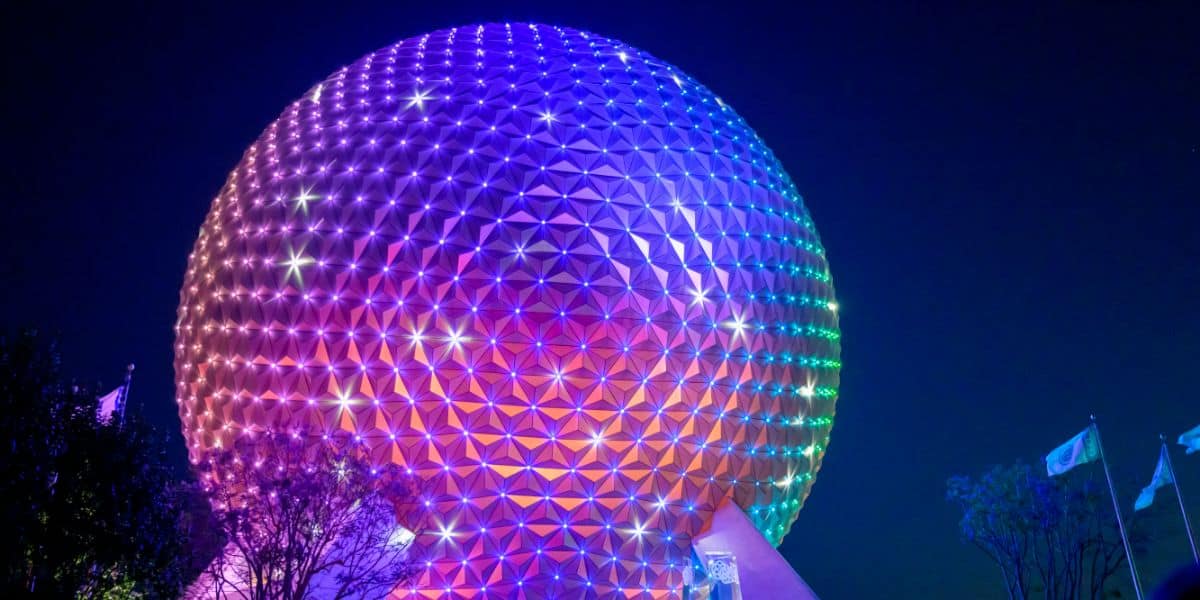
<box><xmin>2</xmin><ymin>2</ymin><xmax>1196</xmax><ymax>597</ymax></box>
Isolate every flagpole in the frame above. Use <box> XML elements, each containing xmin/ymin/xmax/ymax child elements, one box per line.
<box><xmin>1092</xmin><ymin>416</ymin><xmax>1144</xmax><ymax>600</ymax></box>
<box><xmin>117</xmin><ymin>363</ymin><xmax>134</xmax><ymax>431</ymax></box>
<box><xmin>1161</xmin><ymin>435</ymin><xmax>1199</xmax><ymax>564</ymax></box>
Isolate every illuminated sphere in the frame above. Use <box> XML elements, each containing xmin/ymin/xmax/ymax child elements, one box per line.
<box><xmin>175</xmin><ymin>23</ymin><xmax>840</xmax><ymax>598</ymax></box>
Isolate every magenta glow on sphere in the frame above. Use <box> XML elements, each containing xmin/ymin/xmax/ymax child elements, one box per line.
<box><xmin>175</xmin><ymin>23</ymin><xmax>840</xmax><ymax>598</ymax></box>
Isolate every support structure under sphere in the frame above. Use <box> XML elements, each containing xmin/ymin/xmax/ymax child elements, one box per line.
<box><xmin>175</xmin><ymin>22</ymin><xmax>841</xmax><ymax>598</ymax></box>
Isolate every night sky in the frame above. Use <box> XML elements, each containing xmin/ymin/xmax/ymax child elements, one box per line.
<box><xmin>2</xmin><ymin>2</ymin><xmax>1197</xmax><ymax>597</ymax></box>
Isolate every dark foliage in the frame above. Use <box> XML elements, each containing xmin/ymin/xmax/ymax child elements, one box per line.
<box><xmin>0</xmin><ymin>330</ymin><xmax>212</xmax><ymax>597</ymax></box>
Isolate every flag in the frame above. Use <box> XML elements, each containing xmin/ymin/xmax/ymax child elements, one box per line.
<box><xmin>1046</xmin><ymin>425</ymin><xmax>1101</xmax><ymax>476</ymax></box>
<box><xmin>97</xmin><ymin>386</ymin><xmax>123</xmax><ymax>423</ymax></box>
<box><xmin>1180</xmin><ymin>424</ymin><xmax>1200</xmax><ymax>455</ymax></box>
<box><xmin>1134</xmin><ymin>446</ymin><xmax>1175</xmax><ymax>511</ymax></box>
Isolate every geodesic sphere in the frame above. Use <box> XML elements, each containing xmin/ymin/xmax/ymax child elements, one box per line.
<box><xmin>174</xmin><ymin>22</ymin><xmax>840</xmax><ymax>599</ymax></box>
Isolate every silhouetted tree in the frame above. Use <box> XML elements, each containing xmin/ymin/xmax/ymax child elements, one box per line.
<box><xmin>196</xmin><ymin>432</ymin><xmax>423</xmax><ymax>600</ymax></box>
<box><xmin>947</xmin><ymin>462</ymin><xmax>1145</xmax><ymax>600</ymax></box>
<box><xmin>1</xmin><ymin>330</ymin><xmax>84</xmax><ymax>592</ymax></box>
<box><xmin>1</xmin><ymin>330</ymin><xmax>209</xmax><ymax>597</ymax></box>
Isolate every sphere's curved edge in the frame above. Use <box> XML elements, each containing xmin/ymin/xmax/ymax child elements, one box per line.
<box><xmin>174</xmin><ymin>22</ymin><xmax>840</xmax><ymax>596</ymax></box>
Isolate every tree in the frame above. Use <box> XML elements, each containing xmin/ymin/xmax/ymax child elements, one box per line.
<box><xmin>0</xmin><ymin>330</ymin><xmax>210</xmax><ymax>597</ymax></box>
<box><xmin>42</xmin><ymin>416</ymin><xmax>215</xmax><ymax>597</ymax></box>
<box><xmin>1</xmin><ymin>330</ymin><xmax>83</xmax><ymax>592</ymax></box>
<box><xmin>197</xmin><ymin>432</ymin><xmax>423</xmax><ymax>600</ymax></box>
<box><xmin>947</xmin><ymin>462</ymin><xmax>1144</xmax><ymax>600</ymax></box>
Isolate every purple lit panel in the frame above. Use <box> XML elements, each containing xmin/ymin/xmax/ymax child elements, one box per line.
<box><xmin>175</xmin><ymin>23</ymin><xmax>840</xmax><ymax>598</ymax></box>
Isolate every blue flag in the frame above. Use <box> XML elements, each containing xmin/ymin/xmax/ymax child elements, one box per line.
<box><xmin>1134</xmin><ymin>446</ymin><xmax>1174</xmax><ymax>511</ymax></box>
<box><xmin>1179</xmin><ymin>424</ymin><xmax>1200</xmax><ymax>455</ymax></box>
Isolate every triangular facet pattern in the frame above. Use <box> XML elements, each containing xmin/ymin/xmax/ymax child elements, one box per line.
<box><xmin>175</xmin><ymin>22</ymin><xmax>841</xmax><ymax>599</ymax></box>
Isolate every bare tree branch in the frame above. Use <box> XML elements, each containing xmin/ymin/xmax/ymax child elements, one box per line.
<box><xmin>198</xmin><ymin>432</ymin><xmax>424</xmax><ymax>600</ymax></box>
<box><xmin>947</xmin><ymin>463</ymin><xmax>1144</xmax><ymax>600</ymax></box>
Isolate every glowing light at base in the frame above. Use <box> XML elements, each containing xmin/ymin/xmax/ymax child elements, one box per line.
<box><xmin>175</xmin><ymin>23</ymin><xmax>840</xmax><ymax>598</ymax></box>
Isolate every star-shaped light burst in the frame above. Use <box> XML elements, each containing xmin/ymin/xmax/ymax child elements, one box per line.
<box><xmin>292</xmin><ymin>187</ymin><xmax>320</xmax><ymax>215</ymax></box>
<box><xmin>406</xmin><ymin>87</ymin><xmax>432</xmax><ymax>110</ymax></box>
<box><xmin>725</xmin><ymin>312</ymin><xmax>750</xmax><ymax>340</ymax></box>
<box><xmin>334</xmin><ymin>386</ymin><xmax>358</xmax><ymax>412</ymax></box>
<box><xmin>443</xmin><ymin>327</ymin><xmax>469</xmax><ymax>351</ymax></box>
<box><xmin>281</xmin><ymin>245</ymin><xmax>313</xmax><ymax>286</ymax></box>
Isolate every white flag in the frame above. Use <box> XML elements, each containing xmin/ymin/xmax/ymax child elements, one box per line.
<box><xmin>97</xmin><ymin>386</ymin><xmax>122</xmax><ymax>423</ymax></box>
<box><xmin>1134</xmin><ymin>446</ymin><xmax>1175</xmax><ymax>511</ymax></box>
<box><xmin>1046</xmin><ymin>425</ymin><xmax>1101</xmax><ymax>476</ymax></box>
<box><xmin>1179</xmin><ymin>424</ymin><xmax>1200</xmax><ymax>455</ymax></box>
